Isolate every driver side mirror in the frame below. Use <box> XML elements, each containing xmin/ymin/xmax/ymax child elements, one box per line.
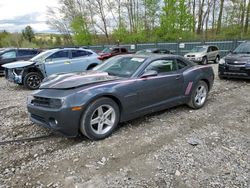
<box><xmin>140</xmin><ymin>70</ymin><xmax>158</xmax><ymax>78</ymax></box>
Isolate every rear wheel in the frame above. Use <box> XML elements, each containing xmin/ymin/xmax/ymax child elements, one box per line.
<box><xmin>23</xmin><ymin>72</ymin><xmax>43</xmax><ymax>90</ymax></box>
<box><xmin>188</xmin><ymin>81</ymin><xmax>208</xmax><ymax>109</ymax></box>
<box><xmin>80</xmin><ymin>97</ymin><xmax>120</xmax><ymax>140</ymax></box>
<box><xmin>87</xmin><ymin>64</ymin><xmax>97</xmax><ymax>70</ymax></box>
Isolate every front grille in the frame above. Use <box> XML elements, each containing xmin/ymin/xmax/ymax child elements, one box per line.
<box><xmin>187</xmin><ymin>55</ymin><xmax>195</xmax><ymax>57</ymax></box>
<box><xmin>226</xmin><ymin>59</ymin><xmax>246</xmax><ymax>66</ymax></box>
<box><xmin>32</xmin><ymin>96</ymin><xmax>50</xmax><ymax>107</ymax></box>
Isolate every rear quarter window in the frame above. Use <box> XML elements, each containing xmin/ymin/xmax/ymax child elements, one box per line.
<box><xmin>71</xmin><ymin>50</ymin><xmax>91</xmax><ymax>58</ymax></box>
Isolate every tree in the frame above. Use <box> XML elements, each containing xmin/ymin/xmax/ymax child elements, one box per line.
<box><xmin>22</xmin><ymin>26</ymin><xmax>35</xmax><ymax>42</ymax></box>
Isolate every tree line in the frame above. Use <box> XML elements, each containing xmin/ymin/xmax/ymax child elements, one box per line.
<box><xmin>47</xmin><ymin>0</ymin><xmax>250</xmax><ymax>45</ymax></box>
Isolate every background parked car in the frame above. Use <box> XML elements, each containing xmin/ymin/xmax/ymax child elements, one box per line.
<box><xmin>218</xmin><ymin>41</ymin><xmax>250</xmax><ymax>79</ymax></box>
<box><xmin>3</xmin><ymin>48</ymin><xmax>101</xmax><ymax>90</ymax></box>
<box><xmin>184</xmin><ymin>45</ymin><xmax>220</xmax><ymax>65</ymax></box>
<box><xmin>98</xmin><ymin>46</ymin><xmax>132</xmax><ymax>60</ymax></box>
<box><xmin>135</xmin><ymin>48</ymin><xmax>172</xmax><ymax>55</ymax></box>
<box><xmin>0</xmin><ymin>48</ymin><xmax>41</xmax><ymax>75</ymax></box>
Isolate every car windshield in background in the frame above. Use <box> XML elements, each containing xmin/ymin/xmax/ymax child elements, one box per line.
<box><xmin>136</xmin><ymin>49</ymin><xmax>153</xmax><ymax>55</ymax></box>
<box><xmin>191</xmin><ymin>47</ymin><xmax>207</xmax><ymax>52</ymax></box>
<box><xmin>93</xmin><ymin>56</ymin><xmax>146</xmax><ymax>77</ymax></box>
<box><xmin>30</xmin><ymin>50</ymin><xmax>56</xmax><ymax>63</ymax></box>
<box><xmin>101</xmin><ymin>48</ymin><xmax>112</xmax><ymax>53</ymax></box>
<box><xmin>233</xmin><ymin>43</ymin><xmax>250</xmax><ymax>54</ymax></box>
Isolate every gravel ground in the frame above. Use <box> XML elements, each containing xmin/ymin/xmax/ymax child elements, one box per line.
<box><xmin>0</xmin><ymin>64</ymin><xmax>249</xmax><ymax>188</ymax></box>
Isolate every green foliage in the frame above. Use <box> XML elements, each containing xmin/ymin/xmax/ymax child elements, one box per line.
<box><xmin>158</xmin><ymin>0</ymin><xmax>193</xmax><ymax>40</ymax></box>
<box><xmin>22</xmin><ymin>26</ymin><xmax>35</xmax><ymax>42</ymax></box>
<box><xmin>71</xmin><ymin>16</ymin><xmax>92</xmax><ymax>45</ymax></box>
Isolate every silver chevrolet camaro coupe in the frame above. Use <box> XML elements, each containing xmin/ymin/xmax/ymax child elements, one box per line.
<box><xmin>27</xmin><ymin>54</ymin><xmax>214</xmax><ymax>140</ymax></box>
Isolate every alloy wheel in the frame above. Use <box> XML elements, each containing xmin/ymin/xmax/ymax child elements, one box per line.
<box><xmin>194</xmin><ymin>85</ymin><xmax>207</xmax><ymax>106</ymax></box>
<box><xmin>27</xmin><ymin>75</ymin><xmax>42</xmax><ymax>89</ymax></box>
<box><xmin>90</xmin><ymin>105</ymin><xmax>116</xmax><ymax>135</ymax></box>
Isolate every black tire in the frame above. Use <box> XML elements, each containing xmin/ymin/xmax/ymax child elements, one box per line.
<box><xmin>23</xmin><ymin>72</ymin><xmax>43</xmax><ymax>90</ymax></box>
<box><xmin>214</xmin><ymin>55</ymin><xmax>220</xmax><ymax>64</ymax></box>
<box><xmin>80</xmin><ymin>97</ymin><xmax>120</xmax><ymax>140</ymax></box>
<box><xmin>188</xmin><ymin>81</ymin><xmax>208</xmax><ymax>109</ymax></box>
<box><xmin>201</xmin><ymin>56</ymin><xmax>208</xmax><ymax>65</ymax></box>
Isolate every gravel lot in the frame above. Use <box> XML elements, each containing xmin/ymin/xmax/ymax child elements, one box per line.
<box><xmin>0</xmin><ymin>64</ymin><xmax>249</xmax><ymax>188</ymax></box>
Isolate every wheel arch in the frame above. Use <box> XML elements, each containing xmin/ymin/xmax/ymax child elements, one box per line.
<box><xmin>83</xmin><ymin>94</ymin><xmax>123</xmax><ymax>120</ymax></box>
<box><xmin>200</xmin><ymin>78</ymin><xmax>210</xmax><ymax>91</ymax></box>
<box><xmin>87</xmin><ymin>63</ymin><xmax>98</xmax><ymax>70</ymax></box>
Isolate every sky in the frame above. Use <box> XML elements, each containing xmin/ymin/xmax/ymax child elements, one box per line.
<box><xmin>0</xmin><ymin>0</ymin><xmax>59</xmax><ymax>33</ymax></box>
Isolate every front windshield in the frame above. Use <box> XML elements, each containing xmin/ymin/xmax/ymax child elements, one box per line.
<box><xmin>233</xmin><ymin>43</ymin><xmax>250</xmax><ymax>54</ymax></box>
<box><xmin>101</xmin><ymin>47</ymin><xmax>112</xmax><ymax>53</ymax></box>
<box><xmin>30</xmin><ymin>50</ymin><xmax>56</xmax><ymax>63</ymax></box>
<box><xmin>191</xmin><ymin>47</ymin><xmax>207</xmax><ymax>53</ymax></box>
<box><xmin>93</xmin><ymin>56</ymin><xmax>146</xmax><ymax>78</ymax></box>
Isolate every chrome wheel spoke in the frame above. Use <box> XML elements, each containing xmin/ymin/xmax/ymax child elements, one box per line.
<box><xmin>97</xmin><ymin>123</ymin><xmax>104</xmax><ymax>134</ymax></box>
<box><xmin>91</xmin><ymin>117</ymin><xmax>99</xmax><ymax>125</ymax></box>
<box><xmin>104</xmin><ymin>108</ymin><xmax>113</xmax><ymax>117</ymax></box>
<box><xmin>104</xmin><ymin>119</ymin><xmax>113</xmax><ymax>126</ymax></box>
<box><xmin>97</xmin><ymin>107</ymin><xmax>104</xmax><ymax>116</ymax></box>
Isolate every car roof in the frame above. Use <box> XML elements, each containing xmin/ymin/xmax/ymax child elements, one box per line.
<box><xmin>116</xmin><ymin>53</ymin><xmax>182</xmax><ymax>60</ymax></box>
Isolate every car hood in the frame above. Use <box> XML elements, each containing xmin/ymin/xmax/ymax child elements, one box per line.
<box><xmin>40</xmin><ymin>71</ymin><xmax>122</xmax><ymax>89</ymax></box>
<box><xmin>1</xmin><ymin>61</ymin><xmax>35</xmax><ymax>69</ymax></box>
<box><xmin>185</xmin><ymin>52</ymin><xmax>205</xmax><ymax>57</ymax></box>
<box><xmin>225</xmin><ymin>53</ymin><xmax>250</xmax><ymax>61</ymax></box>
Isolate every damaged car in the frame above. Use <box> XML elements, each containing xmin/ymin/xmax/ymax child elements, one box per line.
<box><xmin>2</xmin><ymin>48</ymin><xmax>101</xmax><ymax>89</ymax></box>
<box><xmin>27</xmin><ymin>54</ymin><xmax>214</xmax><ymax>140</ymax></box>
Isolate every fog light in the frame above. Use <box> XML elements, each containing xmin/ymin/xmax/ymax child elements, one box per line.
<box><xmin>49</xmin><ymin>118</ymin><xmax>58</xmax><ymax>127</ymax></box>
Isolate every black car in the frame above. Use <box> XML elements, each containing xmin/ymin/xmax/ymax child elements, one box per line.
<box><xmin>136</xmin><ymin>48</ymin><xmax>172</xmax><ymax>55</ymax></box>
<box><xmin>219</xmin><ymin>42</ymin><xmax>250</xmax><ymax>79</ymax></box>
<box><xmin>27</xmin><ymin>54</ymin><xmax>214</xmax><ymax>140</ymax></box>
<box><xmin>0</xmin><ymin>48</ymin><xmax>41</xmax><ymax>75</ymax></box>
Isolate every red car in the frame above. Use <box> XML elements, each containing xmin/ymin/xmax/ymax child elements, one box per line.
<box><xmin>98</xmin><ymin>47</ymin><xmax>131</xmax><ymax>61</ymax></box>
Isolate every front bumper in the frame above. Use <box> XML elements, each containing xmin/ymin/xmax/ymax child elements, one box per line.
<box><xmin>27</xmin><ymin>104</ymin><xmax>83</xmax><ymax>137</ymax></box>
<box><xmin>185</xmin><ymin>57</ymin><xmax>202</xmax><ymax>63</ymax></box>
<box><xmin>4</xmin><ymin>69</ymin><xmax>23</xmax><ymax>84</ymax></box>
<box><xmin>218</xmin><ymin>63</ymin><xmax>250</xmax><ymax>79</ymax></box>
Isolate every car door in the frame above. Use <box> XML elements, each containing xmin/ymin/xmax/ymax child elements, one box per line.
<box><xmin>70</xmin><ymin>50</ymin><xmax>91</xmax><ymax>72</ymax></box>
<box><xmin>0</xmin><ymin>50</ymin><xmax>17</xmax><ymax>64</ymax></box>
<box><xmin>135</xmin><ymin>58</ymin><xmax>184</xmax><ymax>112</ymax></box>
<box><xmin>44</xmin><ymin>50</ymin><xmax>70</xmax><ymax>76</ymax></box>
<box><xmin>207</xmin><ymin>46</ymin><xmax>213</xmax><ymax>61</ymax></box>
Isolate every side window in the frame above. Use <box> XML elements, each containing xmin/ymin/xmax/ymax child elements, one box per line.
<box><xmin>1</xmin><ymin>51</ymin><xmax>16</xmax><ymax>59</ymax></box>
<box><xmin>145</xmin><ymin>59</ymin><xmax>177</xmax><ymax>74</ymax></box>
<box><xmin>212</xmin><ymin>46</ymin><xmax>218</xmax><ymax>51</ymax></box>
<box><xmin>71</xmin><ymin>50</ymin><xmax>90</xmax><ymax>58</ymax></box>
<box><xmin>121</xmin><ymin>48</ymin><xmax>127</xmax><ymax>53</ymax></box>
<box><xmin>112</xmin><ymin>48</ymin><xmax>120</xmax><ymax>53</ymax></box>
<box><xmin>47</xmin><ymin>50</ymin><xmax>69</xmax><ymax>61</ymax></box>
<box><xmin>207</xmin><ymin>47</ymin><xmax>212</xmax><ymax>52</ymax></box>
<box><xmin>18</xmin><ymin>50</ymin><xmax>38</xmax><ymax>56</ymax></box>
<box><xmin>177</xmin><ymin>59</ymin><xmax>188</xmax><ymax>70</ymax></box>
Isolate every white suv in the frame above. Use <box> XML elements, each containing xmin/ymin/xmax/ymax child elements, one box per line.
<box><xmin>184</xmin><ymin>45</ymin><xmax>220</xmax><ymax>65</ymax></box>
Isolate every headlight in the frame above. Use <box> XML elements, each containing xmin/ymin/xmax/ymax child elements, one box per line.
<box><xmin>196</xmin><ymin>57</ymin><xmax>202</xmax><ymax>61</ymax></box>
<box><xmin>49</xmin><ymin>98</ymin><xmax>65</xmax><ymax>108</ymax></box>
<box><xmin>219</xmin><ymin>58</ymin><xmax>225</xmax><ymax>65</ymax></box>
<box><xmin>27</xmin><ymin>95</ymin><xmax>35</xmax><ymax>104</ymax></box>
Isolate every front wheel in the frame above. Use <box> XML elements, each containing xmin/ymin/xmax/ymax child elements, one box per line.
<box><xmin>80</xmin><ymin>97</ymin><xmax>120</xmax><ymax>140</ymax></box>
<box><xmin>23</xmin><ymin>72</ymin><xmax>43</xmax><ymax>90</ymax></box>
<box><xmin>201</xmin><ymin>57</ymin><xmax>208</xmax><ymax>65</ymax></box>
<box><xmin>188</xmin><ymin>81</ymin><xmax>208</xmax><ymax>109</ymax></box>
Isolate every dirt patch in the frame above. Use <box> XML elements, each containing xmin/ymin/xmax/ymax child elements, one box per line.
<box><xmin>0</xmin><ymin>64</ymin><xmax>249</xmax><ymax>188</ymax></box>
